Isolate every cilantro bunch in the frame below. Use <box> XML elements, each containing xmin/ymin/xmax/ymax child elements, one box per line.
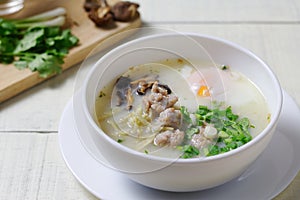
<box><xmin>0</xmin><ymin>8</ymin><xmax>79</xmax><ymax>77</ymax></box>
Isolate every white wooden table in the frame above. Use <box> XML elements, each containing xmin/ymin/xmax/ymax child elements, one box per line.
<box><xmin>1</xmin><ymin>0</ymin><xmax>300</xmax><ymax>199</ymax></box>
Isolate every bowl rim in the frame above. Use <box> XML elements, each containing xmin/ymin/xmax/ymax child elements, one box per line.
<box><xmin>82</xmin><ymin>32</ymin><xmax>283</xmax><ymax>164</ymax></box>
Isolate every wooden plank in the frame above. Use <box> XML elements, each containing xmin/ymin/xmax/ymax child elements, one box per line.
<box><xmin>0</xmin><ymin>0</ymin><xmax>141</xmax><ymax>103</ymax></box>
<box><xmin>0</xmin><ymin>133</ymin><xmax>98</xmax><ymax>200</ymax></box>
<box><xmin>134</xmin><ymin>0</ymin><xmax>300</xmax><ymax>22</ymax></box>
<box><xmin>0</xmin><ymin>65</ymin><xmax>78</xmax><ymax>132</ymax></box>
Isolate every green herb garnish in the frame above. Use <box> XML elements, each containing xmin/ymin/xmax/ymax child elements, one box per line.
<box><xmin>0</xmin><ymin>8</ymin><xmax>79</xmax><ymax>78</ymax></box>
<box><xmin>178</xmin><ymin>104</ymin><xmax>253</xmax><ymax>158</ymax></box>
<box><xmin>117</xmin><ymin>139</ymin><xmax>123</xmax><ymax>143</ymax></box>
<box><xmin>180</xmin><ymin>106</ymin><xmax>192</xmax><ymax>124</ymax></box>
<box><xmin>221</xmin><ymin>65</ymin><xmax>229</xmax><ymax>70</ymax></box>
<box><xmin>178</xmin><ymin>145</ymin><xmax>200</xmax><ymax>159</ymax></box>
<box><xmin>99</xmin><ymin>91</ymin><xmax>106</xmax><ymax>98</ymax></box>
<box><xmin>186</xmin><ymin>127</ymin><xmax>199</xmax><ymax>139</ymax></box>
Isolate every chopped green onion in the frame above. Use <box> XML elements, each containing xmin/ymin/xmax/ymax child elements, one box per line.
<box><xmin>117</xmin><ymin>139</ymin><xmax>123</xmax><ymax>143</ymax></box>
<box><xmin>179</xmin><ymin>103</ymin><xmax>253</xmax><ymax>158</ymax></box>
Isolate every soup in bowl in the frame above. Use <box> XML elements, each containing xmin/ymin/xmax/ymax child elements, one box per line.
<box><xmin>81</xmin><ymin>33</ymin><xmax>282</xmax><ymax>192</ymax></box>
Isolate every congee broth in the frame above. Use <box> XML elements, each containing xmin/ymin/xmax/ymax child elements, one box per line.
<box><xmin>95</xmin><ymin>59</ymin><xmax>270</xmax><ymax>158</ymax></box>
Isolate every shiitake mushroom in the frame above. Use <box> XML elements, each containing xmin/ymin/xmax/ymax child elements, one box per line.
<box><xmin>84</xmin><ymin>0</ymin><xmax>139</xmax><ymax>27</ymax></box>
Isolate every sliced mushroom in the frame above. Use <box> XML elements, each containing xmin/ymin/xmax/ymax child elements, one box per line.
<box><xmin>157</xmin><ymin>84</ymin><xmax>172</xmax><ymax>94</ymax></box>
<box><xmin>116</xmin><ymin>76</ymin><xmax>131</xmax><ymax>89</ymax></box>
<box><xmin>126</xmin><ymin>87</ymin><xmax>134</xmax><ymax>110</ymax></box>
<box><xmin>114</xmin><ymin>76</ymin><xmax>135</xmax><ymax>110</ymax></box>
<box><xmin>116</xmin><ymin>90</ymin><xmax>125</xmax><ymax>106</ymax></box>
<box><xmin>136</xmin><ymin>80</ymin><xmax>155</xmax><ymax>95</ymax></box>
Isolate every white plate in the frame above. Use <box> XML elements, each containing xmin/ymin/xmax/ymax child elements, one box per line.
<box><xmin>58</xmin><ymin>91</ymin><xmax>300</xmax><ymax>200</ymax></box>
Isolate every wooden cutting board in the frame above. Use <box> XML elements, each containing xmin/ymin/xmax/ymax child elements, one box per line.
<box><xmin>0</xmin><ymin>0</ymin><xmax>141</xmax><ymax>103</ymax></box>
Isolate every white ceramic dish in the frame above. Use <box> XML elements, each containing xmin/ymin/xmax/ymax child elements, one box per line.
<box><xmin>79</xmin><ymin>33</ymin><xmax>282</xmax><ymax>191</ymax></box>
<box><xmin>58</xmin><ymin>91</ymin><xmax>300</xmax><ymax>200</ymax></box>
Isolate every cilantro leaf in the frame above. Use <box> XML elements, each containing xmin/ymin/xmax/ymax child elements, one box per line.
<box><xmin>13</xmin><ymin>60</ymin><xmax>28</xmax><ymax>69</ymax></box>
<box><xmin>28</xmin><ymin>53</ymin><xmax>63</xmax><ymax>77</ymax></box>
<box><xmin>14</xmin><ymin>28</ymin><xmax>45</xmax><ymax>53</ymax></box>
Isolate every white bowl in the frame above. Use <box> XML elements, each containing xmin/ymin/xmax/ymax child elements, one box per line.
<box><xmin>80</xmin><ymin>33</ymin><xmax>283</xmax><ymax>192</ymax></box>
